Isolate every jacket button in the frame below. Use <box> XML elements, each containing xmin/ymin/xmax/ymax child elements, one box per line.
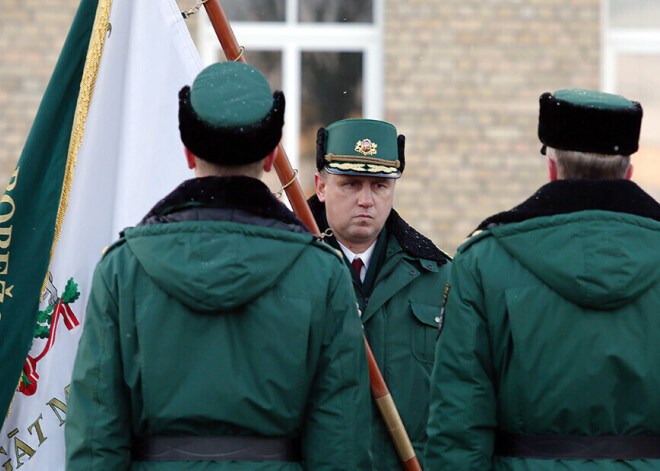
<box><xmin>410</xmin><ymin>270</ymin><xmax>416</xmax><ymax>276</ymax></box>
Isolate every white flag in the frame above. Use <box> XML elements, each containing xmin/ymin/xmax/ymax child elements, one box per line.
<box><xmin>0</xmin><ymin>0</ymin><xmax>202</xmax><ymax>468</ymax></box>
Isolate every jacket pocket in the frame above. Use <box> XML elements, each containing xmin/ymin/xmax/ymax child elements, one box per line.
<box><xmin>410</xmin><ymin>302</ymin><xmax>441</xmax><ymax>365</ymax></box>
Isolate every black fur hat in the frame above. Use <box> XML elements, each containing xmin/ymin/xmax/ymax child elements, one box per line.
<box><xmin>178</xmin><ymin>62</ymin><xmax>285</xmax><ymax>165</ymax></box>
<box><xmin>538</xmin><ymin>89</ymin><xmax>642</xmax><ymax>156</ymax></box>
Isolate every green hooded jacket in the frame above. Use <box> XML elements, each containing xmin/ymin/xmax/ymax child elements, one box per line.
<box><xmin>309</xmin><ymin>195</ymin><xmax>451</xmax><ymax>470</ymax></box>
<box><xmin>65</xmin><ymin>177</ymin><xmax>372</xmax><ymax>470</ymax></box>
<box><xmin>426</xmin><ymin>179</ymin><xmax>660</xmax><ymax>470</ymax></box>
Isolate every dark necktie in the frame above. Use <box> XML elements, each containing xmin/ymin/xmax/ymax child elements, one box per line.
<box><xmin>352</xmin><ymin>257</ymin><xmax>364</xmax><ymax>279</ymax></box>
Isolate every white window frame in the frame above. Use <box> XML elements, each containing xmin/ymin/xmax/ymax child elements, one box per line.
<box><xmin>197</xmin><ymin>0</ymin><xmax>385</xmax><ymax>169</ymax></box>
<box><xmin>602</xmin><ymin>0</ymin><xmax>660</xmax><ymax>92</ymax></box>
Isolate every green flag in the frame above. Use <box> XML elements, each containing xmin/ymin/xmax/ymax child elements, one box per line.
<box><xmin>0</xmin><ymin>0</ymin><xmax>99</xmax><ymax>423</ymax></box>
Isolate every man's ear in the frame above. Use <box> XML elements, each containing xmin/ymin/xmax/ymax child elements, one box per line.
<box><xmin>625</xmin><ymin>163</ymin><xmax>634</xmax><ymax>180</ymax></box>
<box><xmin>184</xmin><ymin>147</ymin><xmax>196</xmax><ymax>170</ymax></box>
<box><xmin>314</xmin><ymin>173</ymin><xmax>327</xmax><ymax>202</ymax></box>
<box><xmin>263</xmin><ymin>146</ymin><xmax>279</xmax><ymax>173</ymax></box>
<box><xmin>547</xmin><ymin>157</ymin><xmax>558</xmax><ymax>181</ymax></box>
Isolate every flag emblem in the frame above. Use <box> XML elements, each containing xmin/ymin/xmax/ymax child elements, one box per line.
<box><xmin>18</xmin><ymin>274</ymin><xmax>80</xmax><ymax>396</ymax></box>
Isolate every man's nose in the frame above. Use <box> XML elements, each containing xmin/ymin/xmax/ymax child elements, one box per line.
<box><xmin>357</xmin><ymin>188</ymin><xmax>374</xmax><ymax>206</ymax></box>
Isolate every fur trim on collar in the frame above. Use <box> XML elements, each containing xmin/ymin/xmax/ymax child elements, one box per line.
<box><xmin>308</xmin><ymin>194</ymin><xmax>449</xmax><ymax>263</ymax></box>
<box><xmin>476</xmin><ymin>179</ymin><xmax>660</xmax><ymax>232</ymax></box>
<box><xmin>140</xmin><ymin>176</ymin><xmax>308</xmax><ymax>230</ymax></box>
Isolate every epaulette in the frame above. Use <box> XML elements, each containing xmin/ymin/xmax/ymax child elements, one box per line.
<box><xmin>101</xmin><ymin>237</ymin><xmax>127</xmax><ymax>258</ymax></box>
<box><xmin>457</xmin><ymin>229</ymin><xmax>493</xmax><ymax>254</ymax></box>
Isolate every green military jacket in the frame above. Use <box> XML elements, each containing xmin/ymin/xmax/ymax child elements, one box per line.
<box><xmin>309</xmin><ymin>195</ymin><xmax>451</xmax><ymax>470</ymax></box>
<box><xmin>426</xmin><ymin>179</ymin><xmax>660</xmax><ymax>470</ymax></box>
<box><xmin>65</xmin><ymin>177</ymin><xmax>372</xmax><ymax>470</ymax></box>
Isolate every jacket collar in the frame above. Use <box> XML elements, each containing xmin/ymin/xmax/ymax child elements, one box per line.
<box><xmin>308</xmin><ymin>194</ymin><xmax>449</xmax><ymax>264</ymax></box>
<box><xmin>476</xmin><ymin>179</ymin><xmax>660</xmax><ymax>231</ymax></box>
<box><xmin>140</xmin><ymin>175</ymin><xmax>308</xmax><ymax>231</ymax></box>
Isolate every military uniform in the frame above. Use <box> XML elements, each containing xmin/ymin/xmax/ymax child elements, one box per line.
<box><xmin>426</xmin><ymin>90</ymin><xmax>660</xmax><ymax>470</ymax></box>
<box><xmin>313</xmin><ymin>119</ymin><xmax>451</xmax><ymax>470</ymax></box>
<box><xmin>65</xmin><ymin>62</ymin><xmax>372</xmax><ymax>470</ymax></box>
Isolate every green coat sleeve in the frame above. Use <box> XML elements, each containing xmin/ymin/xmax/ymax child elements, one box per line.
<box><xmin>65</xmin><ymin>260</ymin><xmax>132</xmax><ymax>470</ymax></box>
<box><xmin>302</xmin><ymin>264</ymin><xmax>372</xmax><ymax>470</ymax></box>
<box><xmin>425</xmin><ymin>250</ymin><xmax>497</xmax><ymax>470</ymax></box>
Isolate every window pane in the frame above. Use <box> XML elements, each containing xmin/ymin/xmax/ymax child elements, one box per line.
<box><xmin>222</xmin><ymin>0</ymin><xmax>285</xmax><ymax>22</ymax></box>
<box><xmin>609</xmin><ymin>0</ymin><xmax>660</xmax><ymax>28</ymax></box>
<box><xmin>300</xmin><ymin>52</ymin><xmax>363</xmax><ymax>176</ymax></box>
<box><xmin>299</xmin><ymin>0</ymin><xmax>373</xmax><ymax>23</ymax></box>
<box><xmin>617</xmin><ymin>54</ymin><xmax>660</xmax><ymax>200</ymax></box>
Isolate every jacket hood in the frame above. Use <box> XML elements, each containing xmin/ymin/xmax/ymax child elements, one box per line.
<box><xmin>124</xmin><ymin>222</ymin><xmax>314</xmax><ymax>312</ymax></box>
<box><xmin>481</xmin><ymin>180</ymin><xmax>660</xmax><ymax>310</ymax></box>
<box><xmin>122</xmin><ymin>176</ymin><xmax>315</xmax><ymax>312</ymax></box>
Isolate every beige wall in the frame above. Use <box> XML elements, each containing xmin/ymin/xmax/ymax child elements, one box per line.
<box><xmin>385</xmin><ymin>0</ymin><xmax>601</xmax><ymax>252</ymax></box>
<box><xmin>0</xmin><ymin>0</ymin><xmax>80</xmax><ymax>178</ymax></box>
<box><xmin>0</xmin><ymin>0</ymin><xmax>601</xmax><ymax>253</ymax></box>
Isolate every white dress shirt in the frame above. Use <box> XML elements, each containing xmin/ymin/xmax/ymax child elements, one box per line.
<box><xmin>337</xmin><ymin>240</ymin><xmax>377</xmax><ymax>283</ymax></box>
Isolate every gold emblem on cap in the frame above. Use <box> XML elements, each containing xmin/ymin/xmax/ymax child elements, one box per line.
<box><xmin>355</xmin><ymin>139</ymin><xmax>377</xmax><ymax>156</ymax></box>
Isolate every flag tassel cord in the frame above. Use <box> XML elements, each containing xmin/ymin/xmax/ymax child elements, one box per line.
<box><xmin>181</xmin><ymin>1</ymin><xmax>245</xmax><ymax>62</ymax></box>
<box><xmin>181</xmin><ymin>0</ymin><xmax>210</xmax><ymax>19</ymax></box>
<box><xmin>274</xmin><ymin>169</ymin><xmax>298</xmax><ymax>199</ymax></box>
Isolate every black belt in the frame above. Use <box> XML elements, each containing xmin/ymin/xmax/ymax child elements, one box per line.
<box><xmin>495</xmin><ymin>431</ymin><xmax>660</xmax><ymax>460</ymax></box>
<box><xmin>132</xmin><ymin>435</ymin><xmax>301</xmax><ymax>462</ymax></box>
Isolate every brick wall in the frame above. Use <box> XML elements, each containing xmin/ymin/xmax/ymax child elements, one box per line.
<box><xmin>385</xmin><ymin>0</ymin><xmax>600</xmax><ymax>252</ymax></box>
<box><xmin>0</xmin><ymin>0</ymin><xmax>80</xmax><ymax>180</ymax></box>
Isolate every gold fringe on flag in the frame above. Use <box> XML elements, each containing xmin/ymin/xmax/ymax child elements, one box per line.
<box><xmin>43</xmin><ymin>0</ymin><xmax>114</xmax><ymax>294</ymax></box>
